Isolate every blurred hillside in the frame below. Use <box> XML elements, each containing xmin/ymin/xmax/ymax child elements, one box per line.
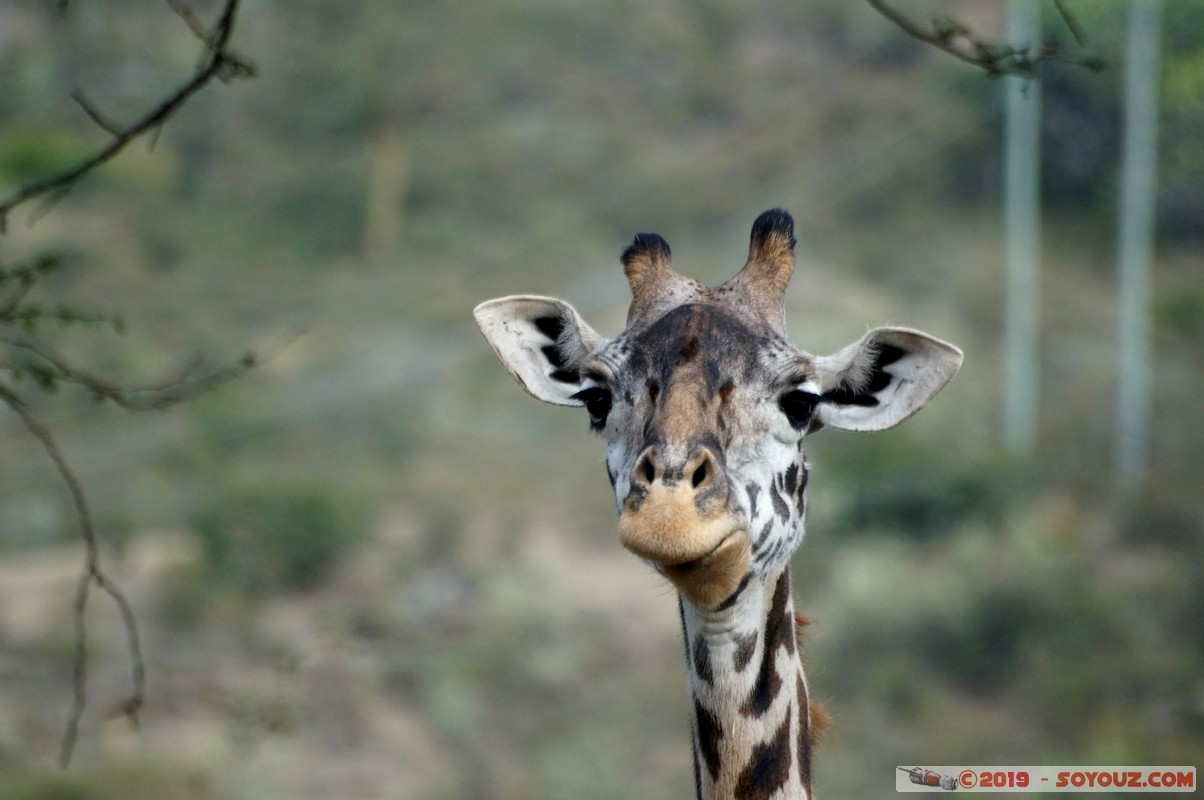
<box><xmin>0</xmin><ymin>1</ymin><xmax>1201</xmax><ymax>798</ymax></box>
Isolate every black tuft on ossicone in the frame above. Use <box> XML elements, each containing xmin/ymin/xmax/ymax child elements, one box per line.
<box><xmin>749</xmin><ymin>208</ymin><xmax>796</xmax><ymax>252</ymax></box>
<box><xmin>621</xmin><ymin>232</ymin><xmax>672</xmax><ymax>268</ymax></box>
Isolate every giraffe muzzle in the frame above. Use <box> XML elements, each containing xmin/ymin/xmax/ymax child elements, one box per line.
<box><xmin>618</xmin><ymin>445</ymin><xmax>752</xmax><ymax>609</ymax></box>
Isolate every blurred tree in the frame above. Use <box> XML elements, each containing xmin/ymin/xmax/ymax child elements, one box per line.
<box><xmin>1002</xmin><ymin>0</ymin><xmax>1042</xmax><ymax>456</ymax></box>
<box><xmin>1040</xmin><ymin>1</ymin><xmax>1203</xmax><ymax>239</ymax></box>
<box><xmin>356</xmin><ymin>1</ymin><xmax>498</xmax><ymax>268</ymax></box>
<box><xmin>1114</xmin><ymin>0</ymin><xmax>1163</xmax><ymax>490</ymax></box>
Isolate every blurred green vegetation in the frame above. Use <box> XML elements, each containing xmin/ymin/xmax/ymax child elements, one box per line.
<box><xmin>0</xmin><ymin>765</ymin><xmax>210</xmax><ymax>800</ymax></box>
<box><xmin>0</xmin><ymin>1</ymin><xmax>1201</xmax><ymax>798</ymax></box>
<box><xmin>190</xmin><ymin>482</ymin><xmax>367</xmax><ymax>595</ymax></box>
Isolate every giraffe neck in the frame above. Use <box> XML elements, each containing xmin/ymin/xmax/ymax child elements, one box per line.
<box><xmin>681</xmin><ymin>565</ymin><xmax>815</xmax><ymax>800</ymax></box>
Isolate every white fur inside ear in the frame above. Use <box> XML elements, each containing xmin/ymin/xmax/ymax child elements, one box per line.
<box><xmin>553</xmin><ymin>320</ymin><xmax>596</xmax><ymax>377</ymax></box>
<box><xmin>812</xmin><ymin>327</ymin><xmax>963</xmax><ymax>432</ymax></box>
<box><xmin>813</xmin><ymin>336</ymin><xmax>881</xmax><ymax>397</ymax></box>
<box><xmin>473</xmin><ymin>295</ymin><xmax>608</xmax><ymax>406</ymax></box>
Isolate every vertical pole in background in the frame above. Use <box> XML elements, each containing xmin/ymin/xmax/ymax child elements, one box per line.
<box><xmin>1002</xmin><ymin>0</ymin><xmax>1042</xmax><ymax>456</ymax></box>
<box><xmin>1115</xmin><ymin>0</ymin><xmax>1163</xmax><ymax>490</ymax></box>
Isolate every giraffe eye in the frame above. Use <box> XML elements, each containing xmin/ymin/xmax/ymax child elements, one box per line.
<box><xmin>779</xmin><ymin>389</ymin><xmax>819</xmax><ymax>430</ymax></box>
<box><xmin>573</xmin><ymin>387</ymin><xmax>613</xmax><ymax>429</ymax></box>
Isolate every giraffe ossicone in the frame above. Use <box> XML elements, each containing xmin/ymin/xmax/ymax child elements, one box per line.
<box><xmin>474</xmin><ymin>209</ymin><xmax>963</xmax><ymax>799</ymax></box>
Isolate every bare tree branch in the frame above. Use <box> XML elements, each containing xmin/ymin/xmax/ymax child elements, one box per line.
<box><xmin>0</xmin><ymin>0</ymin><xmax>255</xmax><ymax>233</ymax></box>
<box><xmin>865</xmin><ymin>0</ymin><xmax>1104</xmax><ymax>77</ymax></box>
<box><xmin>0</xmin><ymin>333</ymin><xmax>258</xmax><ymax>410</ymax></box>
<box><xmin>1</xmin><ymin>239</ymin><xmax>268</xmax><ymax>772</ymax></box>
<box><xmin>0</xmin><ymin>384</ymin><xmax>145</xmax><ymax>767</ymax></box>
<box><xmin>0</xmin><ymin>331</ymin><xmax>262</xmax><ymax>765</ymax></box>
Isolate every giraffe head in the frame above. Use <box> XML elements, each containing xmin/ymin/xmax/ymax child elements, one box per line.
<box><xmin>475</xmin><ymin>209</ymin><xmax>962</xmax><ymax>611</ymax></box>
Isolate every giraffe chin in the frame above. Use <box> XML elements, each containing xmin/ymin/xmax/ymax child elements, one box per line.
<box><xmin>617</xmin><ymin>494</ymin><xmax>751</xmax><ymax>611</ymax></box>
<box><xmin>661</xmin><ymin>532</ymin><xmax>751</xmax><ymax>610</ymax></box>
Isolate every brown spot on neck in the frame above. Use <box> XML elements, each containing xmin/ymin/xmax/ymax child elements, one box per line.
<box><xmin>695</xmin><ymin>698</ymin><xmax>723</xmax><ymax>783</ymax></box>
<box><xmin>734</xmin><ymin>706</ymin><xmax>793</xmax><ymax>799</ymax></box>
<box><xmin>740</xmin><ymin>569</ymin><xmax>794</xmax><ymax>717</ymax></box>
<box><xmin>733</xmin><ymin>631</ymin><xmax>758</xmax><ymax>673</ymax></box>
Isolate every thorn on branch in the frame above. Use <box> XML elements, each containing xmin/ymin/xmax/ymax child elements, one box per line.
<box><xmin>172</xmin><ymin>0</ymin><xmax>256</xmax><ymax>80</ymax></box>
<box><xmin>215</xmin><ymin>53</ymin><xmax>257</xmax><ymax>83</ymax></box>
<box><xmin>70</xmin><ymin>90</ymin><xmax>124</xmax><ymax>138</ymax></box>
<box><xmin>165</xmin><ymin>0</ymin><xmax>208</xmax><ymax>41</ymax></box>
<box><xmin>1053</xmin><ymin>0</ymin><xmax>1090</xmax><ymax>47</ymax></box>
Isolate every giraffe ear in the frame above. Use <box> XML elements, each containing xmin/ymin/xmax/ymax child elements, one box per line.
<box><xmin>473</xmin><ymin>295</ymin><xmax>607</xmax><ymax>406</ymax></box>
<box><xmin>811</xmin><ymin>327</ymin><xmax>963</xmax><ymax>432</ymax></box>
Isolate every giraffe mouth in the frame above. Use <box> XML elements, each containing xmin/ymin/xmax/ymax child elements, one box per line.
<box><xmin>618</xmin><ymin>497</ymin><xmax>744</xmax><ymax>566</ymax></box>
<box><xmin>661</xmin><ymin>526</ymin><xmax>743</xmax><ymax>569</ymax></box>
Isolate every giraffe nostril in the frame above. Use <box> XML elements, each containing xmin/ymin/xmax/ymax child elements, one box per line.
<box><xmin>632</xmin><ymin>447</ymin><xmax>720</xmax><ymax>491</ymax></box>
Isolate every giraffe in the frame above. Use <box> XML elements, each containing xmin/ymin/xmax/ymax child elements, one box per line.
<box><xmin>473</xmin><ymin>209</ymin><xmax>962</xmax><ymax>799</ymax></box>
